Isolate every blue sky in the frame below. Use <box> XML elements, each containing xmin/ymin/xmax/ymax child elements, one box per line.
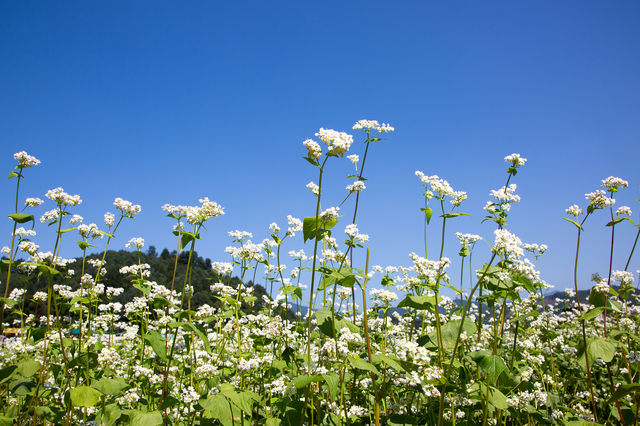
<box><xmin>1</xmin><ymin>1</ymin><xmax>639</xmax><ymax>298</ymax></box>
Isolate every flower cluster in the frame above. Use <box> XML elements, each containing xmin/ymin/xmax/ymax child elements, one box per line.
<box><xmin>45</xmin><ymin>187</ymin><xmax>82</xmax><ymax>206</ymax></box>
<box><xmin>14</xmin><ymin>151</ymin><xmax>41</xmax><ymax>168</ymax></box>
<box><xmin>114</xmin><ymin>197</ymin><xmax>142</xmax><ymax>216</ymax></box>
<box><xmin>352</xmin><ymin>119</ymin><xmax>394</xmax><ymax>133</ymax></box>
<box><xmin>315</xmin><ymin>128</ymin><xmax>354</xmax><ymax>156</ymax></box>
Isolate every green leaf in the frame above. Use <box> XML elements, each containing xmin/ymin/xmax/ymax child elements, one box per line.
<box><xmin>179</xmin><ymin>232</ymin><xmax>198</xmax><ymax>251</ymax></box>
<box><xmin>303</xmin><ymin>215</ymin><xmax>338</xmax><ymax>242</ymax></box>
<box><xmin>8</xmin><ymin>213</ymin><xmax>34</xmax><ymax>224</ymax></box>
<box><xmin>348</xmin><ymin>355</ymin><xmax>379</xmax><ymax>375</ymax></box>
<box><xmin>143</xmin><ymin>331</ymin><xmax>167</xmax><ymax>361</ymax></box>
<box><xmin>606</xmin><ymin>218</ymin><xmax>625</xmax><ymax>227</ymax></box>
<box><xmin>0</xmin><ymin>365</ymin><xmax>17</xmax><ymax>383</ymax></box>
<box><xmin>17</xmin><ymin>359</ymin><xmax>41</xmax><ymax>377</ymax></box>
<box><xmin>322</xmin><ymin>373</ymin><xmax>340</xmax><ymax>400</ymax></box>
<box><xmin>70</xmin><ymin>385</ymin><xmax>102</xmax><ymax>407</ymax></box>
<box><xmin>372</xmin><ymin>353</ymin><xmax>405</xmax><ymax>372</ymax></box>
<box><xmin>59</xmin><ymin>227</ymin><xmax>77</xmax><ymax>234</ymax></box>
<box><xmin>441</xmin><ymin>212</ymin><xmax>470</xmax><ymax>219</ymax></box>
<box><xmin>21</xmin><ymin>262</ymin><xmax>60</xmax><ymax>277</ymax></box>
<box><xmin>127</xmin><ymin>410</ymin><xmax>163</xmax><ymax>426</ymax></box>
<box><xmin>220</xmin><ymin>385</ymin><xmax>259</xmax><ymax>414</ymax></box>
<box><xmin>397</xmin><ymin>295</ymin><xmax>436</xmax><ymax>310</ymax></box>
<box><xmin>0</xmin><ymin>297</ymin><xmax>18</xmax><ymax>308</ymax></box>
<box><xmin>607</xmin><ymin>383</ymin><xmax>640</xmax><ymax>405</ymax></box>
<box><xmin>581</xmin><ymin>307</ymin><xmax>605</xmax><ymax>321</ymax></box>
<box><xmin>563</xmin><ymin>217</ymin><xmax>583</xmax><ymax>230</ymax></box>
<box><xmin>77</xmin><ymin>240</ymin><xmax>95</xmax><ymax>250</ymax></box>
<box><xmin>0</xmin><ymin>416</ymin><xmax>14</xmax><ymax>426</ymax></box>
<box><xmin>476</xmin><ymin>354</ymin><xmax>508</xmax><ymax>385</ymax></box>
<box><xmin>8</xmin><ymin>171</ymin><xmax>19</xmax><ymax>179</ymax></box>
<box><xmin>92</xmin><ymin>378</ymin><xmax>128</xmax><ymax>395</ymax></box>
<box><xmin>587</xmin><ymin>337</ymin><xmax>616</xmax><ymax>363</ymax></box>
<box><xmin>421</xmin><ymin>207</ymin><xmax>434</xmax><ymax>224</ymax></box>
<box><xmin>100</xmin><ymin>403</ymin><xmax>122</xmax><ymax>426</ymax></box>
<box><xmin>200</xmin><ymin>394</ymin><xmax>234</xmax><ymax>426</ymax></box>
<box><xmin>293</xmin><ymin>374</ymin><xmax>322</xmax><ymax>389</ymax></box>
<box><xmin>438</xmin><ymin>318</ymin><xmax>476</xmax><ymax>348</ymax></box>
<box><xmin>315</xmin><ymin>308</ymin><xmax>359</xmax><ymax>338</ymax></box>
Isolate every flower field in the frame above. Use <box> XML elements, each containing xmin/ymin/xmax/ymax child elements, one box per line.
<box><xmin>1</xmin><ymin>120</ymin><xmax>639</xmax><ymax>425</ymax></box>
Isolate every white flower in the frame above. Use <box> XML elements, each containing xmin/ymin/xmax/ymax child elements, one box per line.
<box><xmin>585</xmin><ymin>190</ymin><xmax>615</xmax><ymax>208</ymax></box>
<box><xmin>24</xmin><ymin>197</ymin><xmax>44</xmax><ymax>207</ymax></box>
<box><xmin>104</xmin><ymin>212</ymin><xmax>115</xmax><ymax>227</ymax></box>
<box><xmin>490</xmin><ymin>184</ymin><xmax>521</xmax><ymax>203</ymax></box>
<box><xmin>306</xmin><ymin>181</ymin><xmax>319</xmax><ymax>196</ymax></box>
<box><xmin>315</xmin><ymin>128</ymin><xmax>353</xmax><ymax>156</ymax></box>
<box><xmin>286</xmin><ymin>215</ymin><xmax>303</xmax><ymax>236</ymax></box>
<box><xmin>493</xmin><ymin>229</ymin><xmax>524</xmax><ymax>259</ymax></box>
<box><xmin>347</xmin><ymin>154</ymin><xmax>359</xmax><ymax>169</ymax></box>
<box><xmin>504</xmin><ymin>153</ymin><xmax>527</xmax><ymax>167</ymax></box>
<box><xmin>78</xmin><ymin>223</ymin><xmax>101</xmax><ymax>240</ymax></box>
<box><xmin>616</xmin><ymin>206</ymin><xmax>632</xmax><ymax>216</ymax></box>
<box><xmin>303</xmin><ymin>139</ymin><xmax>322</xmax><ymax>160</ymax></box>
<box><xmin>346</xmin><ymin>180</ymin><xmax>366</xmax><ymax>193</ymax></box>
<box><xmin>114</xmin><ymin>197</ymin><xmax>141</xmax><ymax>216</ymax></box>
<box><xmin>319</xmin><ymin>207</ymin><xmax>339</xmax><ymax>222</ymax></box>
<box><xmin>125</xmin><ymin>237</ymin><xmax>145</xmax><ymax>250</ymax></box>
<box><xmin>456</xmin><ymin>232</ymin><xmax>482</xmax><ymax>247</ymax></box>
<box><xmin>601</xmin><ymin>176</ymin><xmax>628</xmax><ymax>192</ymax></box>
<box><xmin>566</xmin><ymin>204</ymin><xmax>583</xmax><ymax>217</ymax></box>
<box><xmin>14</xmin><ymin>227</ymin><xmax>36</xmax><ymax>238</ymax></box>
<box><xmin>45</xmin><ymin>187</ymin><xmax>82</xmax><ymax>206</ymax></box>
<box><xmin>14</xmin><ymin>151</ymin><xmax>41</xmax><ymax>168</ymax></box>
<box><xmin>352</xmin><ymin>119</ymin><xmax>394</xmax><ymax>133</ymax></box>
<box><xmin>69</xmin><ymin>214</ymin><xmax>83</xmax><ymax>225</ymax></box>
<box><xmin>269</xmin><ymin>222</ymin><xmax>280</xmax><ymax>234</ymax></box>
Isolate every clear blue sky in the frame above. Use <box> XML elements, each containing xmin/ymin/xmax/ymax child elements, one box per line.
<box><xmin>2</xmin><ymin>1</ymin><xmax>639</xmax><ymax>298</ymax></box>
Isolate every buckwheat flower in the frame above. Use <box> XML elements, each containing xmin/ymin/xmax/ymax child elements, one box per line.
<box><xmin>315</xmin><ymin>128</ymin><xmax>354</xmax><ymax>156</ymax></box>
<box><xmin>352</xmin><ymin>119</ymin><xmax>381</xmax><ymax>130</ymax></box>
<box><xmin>40</xmin><ymin>208</ymin><xmax>61</xmax><ymax>223</ymax></box>
<box><xmin>347</xmin><ymin>154</ymin><xmax>359</xmax><ymax>170</ymax></box>
<box><xmin>601</xmin><ymin>176</ymin><xmax>629</xmax><ymax>192</ymax></box>
<box><xmin>228</xmin><ymin>230</ymin><xmax>253</xmax><ymax>240</ymax></box>
<box><xmin>592</xmin><ymin>279</ymin><xmax>609</xmax><ymax>294</ymax></box>
<box><xmin>104</xmin><ymin>212</ymin><xmax>115</xmax><ymax>227</ymax></box>
<box><xmin>456</xmin><ymin>233</ymin><xmax>482</xmax><ymax>247</ymax></box>
<box><xmin>370</xmin><ymin>288</ymin><xmax>399</xmax><ymax>304</ymax></box>
<box><xmin>287</xmin><ymin>215</ymin><xmax>303</xmax><ymax>235</ymax></box>
<box><xmin>491</xmin><ymin>184</ymin><xmax>520</xmax><ymax>203</ymax></box>
<box><xmin>14</xmin><ymin>151</ymin><xmax>41</xmax><ymax>168</ymax></box>
<box><xmin>24</xmin><ymin>197</ymin><xmax>44</xmax><ymax>207</ymax></box>
<box><xmin>269</xmin><ymin>222</ymin><xmax>280</xmax><ymax>234</ymax></box>
<box><xmin>612</xmin><ymin>270</ymin><xmax>634</xmax><ymax>287</ymax></box>
<box><xmin>125</xmin><ymin>237</ymin><xmax>145</xmax><ymax>250</ymax></box>
<box><xmin>114</xmin><ymin>197</ymin><xmax>141</xmax><ymax>216</ymax></box>
<box><xmin>504</xmin><ymin>153</ymin><xmax>527</xmax><ymax>167</ymax></box>
<box><xmin>45</xmin><ymin>187</ymin><xmax>82</xmax><ymax>206</ymax></box>
<box><xmin>9</xmin><ymin>288</ymin><xmax>26</xmax><ymax>302</ymax></box>
<box><xmin>306</xmin><ymin>181</ymin><xmax>319</xmax><ymax>196</ymax></box>
<box><xmin>2</xmin><ymin>246</ymin><xmax>11</xmax><ymax>254</ymax></box>
<box><xmin>19</xmin><ymin>241</ymin><xmax>39</xmax><ymax>256</ymax></box>
<box><xmin>69</xmin><ymin>214</ymin><xmax>83</xmax><ymax>225</ymax></box>
<box><xmin>616</xmin><ymin>206</ymin><xmax>632</xmax><ymax>216</ymax></box>
<box><xmin>288</xmin><ymin>249</ymin><xmax>307</xmax><ymax>261</ymax></box>
<box><xmin>78</xmin><ymin>223</ymin><xmax>101</xmax><ymax>240</ymax></box>
<box><xmin>320</xmin><ymin>206</ymin><xmax>339</xmax><ymax>222</ymax></box>
<box><xmin>197</xmin><ymin>197</ymin><xmax>225</xmax><ymax>221</ymax></box>
<box><xmin>14</xmin><ymin>227</ymin><xmax>36</xmax><ymax>238</ymax></box>
<box><xmin>493</xmin><ymin>229</ymin><xmax>524</xmax><ymax>259</ymax></box>
<box><xmin>565</xmin><ymin>204</ymin><xmax>583</xmax><ymax>217</ymax></box>
<box><xmin>32</xmin><ymin>291</ymin><xmax>48</xmax><ymax>302</ymax></box>
<box><xmin>450</xmin><ymin>191</ymin><xmax>467</xmax><ymax>206</ymax></box>
<box><xmin>346</xmin><ymin>180</ymin><xmax>366</xmax><ymax>193</ymax></box>
<box><xmin>303</xmin><ymin>139</ymin><xmax>322</xmax><ymax>160</ymax></box>
<box><xmin>585</xmin><ymin>189</ymin><xmax>615</xmax><ymax>208</ymax></box>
